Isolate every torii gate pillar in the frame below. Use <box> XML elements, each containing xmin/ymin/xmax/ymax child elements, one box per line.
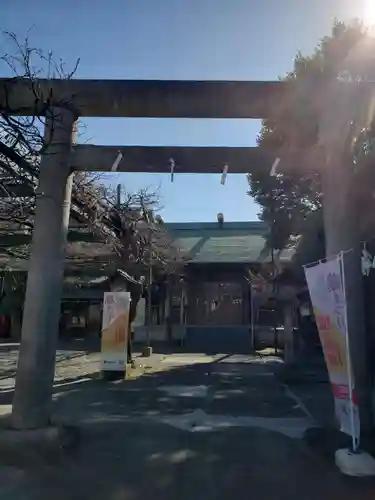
<box><xmin>11</xmin><ymin>106</ymin><xmax>77</xmax><ymax>429</ymax></box>
<box><xmin>319</xmin><ymin>83</ymin><xmax>373</xmax><ymax>433</ymax></box>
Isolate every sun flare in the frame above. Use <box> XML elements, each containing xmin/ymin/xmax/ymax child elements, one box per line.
<box><xmin>364</xmin><ymin>0</ymin><xmax>375</xmax><ymax>26</ymax></box>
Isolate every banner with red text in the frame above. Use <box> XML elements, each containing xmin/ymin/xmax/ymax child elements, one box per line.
<box><xmin>304</xmin><ymin>255</ymin><xmax>360</xmax><ymax>441</ymax></box>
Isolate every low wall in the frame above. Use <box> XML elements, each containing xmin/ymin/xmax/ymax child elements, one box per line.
<box><xmin>184</xmin><ymin>326</ymin><xmax>252</xmax><ymax>354</ymax></box>
<box><xmin>133</xmin><ymin>324</ymin><xmax>292</xmax><ymax>352</ymax></box>
<box><xmin>133</xmin><ymin>325</ymin><xmax>186</xmax><ymax>343</ymax></box>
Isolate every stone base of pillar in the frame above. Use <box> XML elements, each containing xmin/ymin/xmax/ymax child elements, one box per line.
<box><xmin>0</xmin><ymin>423</ymin><xmax>81</xmax><ymax>461</ymax></box>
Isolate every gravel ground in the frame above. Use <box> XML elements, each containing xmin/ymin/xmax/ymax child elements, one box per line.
<box><xmin>0</xmin><ymin>342</ymin><xmax>102</xmax><ymax>392</ymax></box>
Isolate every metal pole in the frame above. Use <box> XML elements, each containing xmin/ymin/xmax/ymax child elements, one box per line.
<box><xmin>250</xmin><ymin>285</ymin><xmax>255</xmax><ymax>351</ymax></box>
<box><xmin>339</xmin><ymin>251</ymin><xmax>359</xmax><ymax>452</ymax></box>
<box><xmin>11</xmin><ymin>106</ymin><xmax>77</xmax><ymax>429</ymax></box>
<box><xmin>146</xmin><ymin>229</ymin><xmax>152</xmax><ymax>347</ymax></box>
<box><xmin>180</xmin><ymin>285</ymin><xmax>185</xmax><ymax>347</ymax></box>
<box><xmin>270</xmin><ymin>212</ymin><xmax>278</xmax><ymax>355</ymax></box>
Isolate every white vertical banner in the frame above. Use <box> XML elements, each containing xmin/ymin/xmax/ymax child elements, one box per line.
<box><xmin>101</xmin><ymin>292</ymin><xmax>131</xmax><ymax>372</ymax></box>
<box><xmin>304</xmin><ymin>253</ymin><xmax>360</xmax><ymax>449</ymax></box>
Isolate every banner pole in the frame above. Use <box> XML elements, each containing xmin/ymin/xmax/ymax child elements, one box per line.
<box><xmin>340</xmin><ymin>251</ymin><xmax>359</xmax><ymax>452</ymax></box>
<box><xmin>250</xmin><ymin>284</ymin><xmax>255</xmax><ymax>351</ymax></box>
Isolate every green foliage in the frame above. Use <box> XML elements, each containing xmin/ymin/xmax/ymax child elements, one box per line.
<box><xmin>248</xmin><ymin>19</ymin><xmax>375</xmax><ymax>250</ymax></box>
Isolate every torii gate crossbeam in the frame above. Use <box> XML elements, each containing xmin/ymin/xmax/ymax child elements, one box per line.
<box><xmin>71</xmin><ymin>145</ymin><xmax>276</xmax><ymax>173</ymax></box>
<box><xmin>0</xmin><ymin>78</ymin><xmax>286</xmax><ymax>119</ymax></box>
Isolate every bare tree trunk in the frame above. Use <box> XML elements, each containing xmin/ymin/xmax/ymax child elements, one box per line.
<box><xmin>11</xmin><ymin>106</ymin><xmax>77</xmax><ymax>430</ymax></box>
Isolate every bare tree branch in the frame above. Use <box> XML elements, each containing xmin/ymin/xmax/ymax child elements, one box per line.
<box><xmin>0</xmin><ymin>31</ymin><xmax>185</xmax><ymax>285</ymax></box>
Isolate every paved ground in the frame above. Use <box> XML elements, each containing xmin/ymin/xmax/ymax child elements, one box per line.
<box><xmin>0</xmin><ymin>342</ymin><xmax>375</xmax><ymax>499</ymax></box>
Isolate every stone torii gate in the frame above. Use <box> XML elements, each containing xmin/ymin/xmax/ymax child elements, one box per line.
<box><xmin>0</xmin><ymin>78</ymin><xmax>368</xmax><ymax>430</ymax></box>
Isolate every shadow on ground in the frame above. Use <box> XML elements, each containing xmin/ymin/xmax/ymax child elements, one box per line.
<box><xmin>1</xmin><ymin>352</ymin><xmax>375</xmax><ymax>499</ymax></box>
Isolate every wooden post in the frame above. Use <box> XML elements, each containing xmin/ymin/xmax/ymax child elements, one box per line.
<box><xmin>283</xmin><ymin>303</ymin><xmax>295</xmax><ymax>365</ymax></box>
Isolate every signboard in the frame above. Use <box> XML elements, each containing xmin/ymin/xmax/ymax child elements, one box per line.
<box><xmin>101</xmin><ymin>292</ymin><xmax>130</xmax><ymax>372</ymax></box>
<box><xmin>304</xmin><ymin>254</ymin><xmax>360</xmax><ymax>446</ymax></box>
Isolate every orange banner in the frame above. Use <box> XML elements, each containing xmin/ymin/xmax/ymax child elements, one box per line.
<box><xmin>101</xmin><ymin>292</ymin><xmax>130</xmax><ymax>372</ymax></box>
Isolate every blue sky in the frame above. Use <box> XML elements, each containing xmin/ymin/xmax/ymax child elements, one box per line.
<box><xmin>2</xmin><ymin>0</ymin><xmax>369</xmax><ymax>222</ymax></box>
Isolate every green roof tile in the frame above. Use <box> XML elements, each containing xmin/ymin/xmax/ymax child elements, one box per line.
<box><xmin>165</xmin><ymin>221</ymin><xmax>281</xmax><ymax>264</ymax></box>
